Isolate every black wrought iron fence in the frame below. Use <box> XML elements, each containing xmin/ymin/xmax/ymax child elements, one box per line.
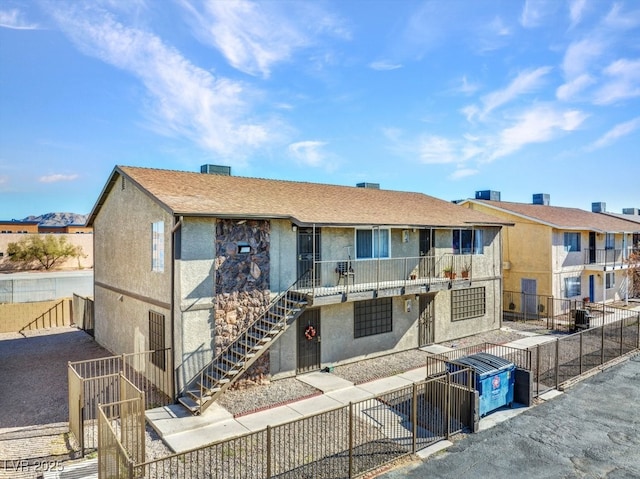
<box><xmin>133</xmin><ymin>372</ymin><xmax>475</xmax><ymax>479</ymax></box>
<box><xmin>529</xmin><ymin>313</ymin><xmax>640</xmax><ymax>396</ymax></box>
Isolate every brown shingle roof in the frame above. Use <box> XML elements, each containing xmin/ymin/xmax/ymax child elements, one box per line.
<box><xmin>472</xmin><ymin>200</ymin><xmax>640</xmax><ymax>233</ymax></box>
<box><xmin>92</xmin><ymin>166</ymin><xmax>510</xmax><ymax>228</ymax></box>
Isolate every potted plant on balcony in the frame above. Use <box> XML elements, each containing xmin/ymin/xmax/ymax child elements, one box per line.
<box><xmin>461</xmin><ymin>263</ymin><xmax>471</xmax><ymax>279</ymax></box>
<box><xmin>443</xmin><ymin>265</ymin><xmax>456</xmax><ymax>279</ymax></box>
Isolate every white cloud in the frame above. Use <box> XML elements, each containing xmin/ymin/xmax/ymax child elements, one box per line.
<box><xmin>418</xmin><ymin>136</ymin><xmax>457</xmax><ymax>164</ymax></box>
<box><xmin>593</xmin><ymin>59</ymin><xmax>640</xmax><ymax>105</ymax></box>
<box><xmin>603</xmin><ymin>2</ymin><xmax>640</xmax><ymax>30</ymax></box>
<box><xmin>39</xmin><ymin>174</ymin><xmax>79</xmax><ymax>183</ymax></box>
<box><xmin>475</xmin><ymin>67</ymin><xmax>552</xmax><ymax>119</ymax></box>
<box><xmin>589</xmin><ymin>117</ymin><xmax>640</xmax><ymax>150</ymax></box>
<box><xmin>180</xmin><ymin>0</ymin><xmax>348</xmax><ymax>78</ymax></box>
<box><xmin>569</xmin><ymin>0</ymin><xmax>587</xmax><ymax>28</ymax></box>
<box><xmin>449</xmin><ymin>168</ymin><xmax>478</xmax><ymax>180</ymax></box>
<box><xmin>556</xmin><ymin>73</ymin><xmax>595</xmax><ymax>102</ymax></box>
<box><xmin>0</xmin><ymin>8</ymin><xmax>38</xmax><ymax>29</ymax></box>
<box><xmin>490</xmin><ymin>105</ymin><xmax>588</xmax><ymax>160</ymax></box>
<box><xmin>520</xmin><ymin>0</ymin><xmax>557</xmax><ymax>28</ymax></box>
<box><xmin>288</xmin><ymin>141</ymin><xmax>327</xmax><ymax>167</ymax></box>
<box><xmin>50</xmin><ymin>4</ymin><xmax>274</xmax><ymax>159</ymax></box>
<box><xmin>457</xmin><ymin>76</ymin><xmax>480</xmax><ymax>96</ymax></box>
<box><xmin>369</xmin><ymin>61</ymin><xmax>403</xmax><ymax>71</ymax></box>
<box><xmin>562</xmin><ymin>38</ymin><xmax>604</xmax><ymax>79</ymax></box>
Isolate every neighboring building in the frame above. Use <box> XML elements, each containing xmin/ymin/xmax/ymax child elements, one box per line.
<box><xmin>0</xmin><ymin>220</ymin><xmax>93</xmax><ymax>272</ymax></box>
<box><xmin>87</xmin><ymin>165</ymin><xmax>511</xmax><ymax>413</ymax></box>
<box><xmin>460</xmin><ymin>193</ymin><xmax>640</xmax><ymax>307</ymax></box>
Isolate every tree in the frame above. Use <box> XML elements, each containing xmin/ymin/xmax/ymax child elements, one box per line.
<box><xmin>628</xmin><ymin>248</ymin><xmax>640</xmax><ymax>299</ymax></box>
<box><xmin>7</xmin><ymin>235</ymin><xmax>84</xmax><ymax>270</ymax></box>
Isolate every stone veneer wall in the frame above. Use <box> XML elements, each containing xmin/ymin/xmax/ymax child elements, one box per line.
<box><xmin>214</xmin><ymin>219</ymin><xmax>271</xmax><ymax>386</ymax></box>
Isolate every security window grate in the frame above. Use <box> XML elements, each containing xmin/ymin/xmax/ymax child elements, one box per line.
<box><xmin>451</xmin><ymin>287</ymin><xmax>486</xmax><ymax>321</ymax></box>
<box><xmin>354</xmin><ymin>298</ymin><xmax>393</xmax><ymax>338</ymax></box>
<box><xmin>149</xmin><ymin>311</ymin><xmax>166</xmax><ymax>370</ymax></box>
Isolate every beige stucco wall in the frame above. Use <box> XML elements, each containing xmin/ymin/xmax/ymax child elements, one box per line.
<box><xmin>0</xmin><ymin>298</ymin><xmax>72</xmax><ymax>333</ymax></box>
<box><xmin>0</xmin><ymin>233</ymin><xmax>93</xmax><ymax>272</ymax></box>
<box><xmin>93</xmin><ymin>172</ymin><xmax>173</xmax><ymax>359</ymax></box>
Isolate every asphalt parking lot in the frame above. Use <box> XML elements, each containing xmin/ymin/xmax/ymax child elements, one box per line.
<box><xmin>380</xmin><ymin>355</ymin><xmax>640</xmax><ymax>479</ymax></box>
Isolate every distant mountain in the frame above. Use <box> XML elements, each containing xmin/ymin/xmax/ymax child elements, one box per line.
<box><xmin>22</xmin><ymin>212</ymin><xmax>88</xmax><ymax>226</ymax></box>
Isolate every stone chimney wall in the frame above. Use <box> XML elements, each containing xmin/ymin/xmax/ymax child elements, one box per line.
<box><xmin>214</xmin><ymin>219</ymin><xmax>272</xmax><ymax>386</ymax></box>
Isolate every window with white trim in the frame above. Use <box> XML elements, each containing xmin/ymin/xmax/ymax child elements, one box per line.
<box><xmin>605</xmin><ymin>272</ymin><xmax>615</xmax><ymax>289</ymax></box>
<box><xmin>564</xmin><ymin>232</ymin><xmax>581</xmax><ymax>252</ymax></box>
<box><xmin>452</xmin><ymin>229</ymin><xmax>484</xmax><ymax>254</ymax></box>
<box><xmin>564</xmin><ymin>276</ymin><xmax>581</xmax><ymax>298</ymax></box>
<box><xmin>356</xmin><ymin>228</ymin><xmax>390</xmax><ymax>259</ymax></box>
<box><xmin>152</xmin><ymin>221</ymin><xmax>165</xmax><ymax>272</ymax></box>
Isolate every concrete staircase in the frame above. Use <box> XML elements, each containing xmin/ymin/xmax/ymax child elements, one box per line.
<box><xmin>178</xmin><ymin>288</ymin><xmax>309</xmax><ymax>415</ymax></box>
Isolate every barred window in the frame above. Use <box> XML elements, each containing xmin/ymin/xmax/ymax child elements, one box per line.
<box><xmin>149</xmin><ymin>311</ymin><xmax>166</xmax><ymax>370</ymax></box>
<box><xmin>354</xmin><ymin>298</ymin><xmax>393</xmax><ymax>338</ymax></box>
<box><xmin>451</xmin><ymin>287</ymin><xmax>486</xmax><ymax>321</ymax></box>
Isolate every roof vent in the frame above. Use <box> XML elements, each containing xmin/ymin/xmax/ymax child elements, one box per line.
<box><xmin>356</xmin><ymin>182</ymin><xmax>380</xmax><ymax>189</ymax></box>
<box><xmin>622</xmin><ymin>208</ymin><xmax>639</xmax><ymax>215</ymax></box>
<box><xmin>592</xmin><ymin>202</ymin><xmax>606</xmax><ymax>213</ymax></box>
<box><xmin>475</xmin><ymin>190</ymin><xmax>500</xmax><ymax>201</ymax></box>
<box><xmin>532</xmin><ymin>193</ymin><xmax>550</xmax><ymax>206</ymax></box>
<box><xmin>200</xmin><ymin>164</ymin><xmax>231</xmax><ymax>176</ymax></box>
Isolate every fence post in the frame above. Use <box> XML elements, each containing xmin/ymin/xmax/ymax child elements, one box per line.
<box><xmin>620</xmin><ymin>316</ymin><xmax>624</xmax><ymax>357</ymax></box>
<box><xmin>412</xmin><ymin>383</ymin><xmax>417</xmax><ymax>454</ymax></box>
<box><xmin>349</xmin><ymin>402</ymin><xmax>354</xmax><ymax>479</ymax></box>
<box><xmin>445</xmin><ymin>373</ymin><xmax>451</xmax><ymax>440</ymax></box>
<box><xmin>637</xmin><ymin>313</ymin><xmax>640</xmax><ymax>350</ymax></box>
<box><xmin>555</xmin><ymin>339</ymin><xmax>559</xmax><ymax>390</ymax></box>
<box><xmin>266</xmin><ymin>425</ymin><xmax>271</xmax><ymax>479</ymax></box>
<box><xmin>579</xmin><ymin>332</ymin><xmax>583</xmax><ymax>376</ymax></box>
<box><xmin>601</xmin><ymin>322</ymin><xmax>605</xmax><ymax>366</ymax></box>
<box><xmin>536</xmin><ymin>345</ymin><xmax>540</xmax><ymax>397</ymax></box>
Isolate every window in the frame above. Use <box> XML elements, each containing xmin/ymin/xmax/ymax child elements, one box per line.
<box><xmin>354</xmin><ymin>298</ymin><xmax>392</xmax><ymax>338</ymax></box>
<box><xmin>149</xmin><ymin>311</ymin><xmax>166</xmax><ymax>370</ymax></box>
<box><xmin>453</xmin><ymin>229</ymin><xmax>484</xmax><ymax>254</ymax></box>
<box><xmin>605</xmin><ymin>233</ymin><xmax>615</xmax><ymax>250</ymax></box>
<box><xmin>152</xmin><ymin>221</ymin><xmax>165</xmax><ymax>272</ymax></box>
<box><xmin>564</xmin><ymin>276</ymin><xmax>581</xmax><ymax>298</ymax></box>
<box><xmin>451</xmin><ymin>287</ymin><xmax>486</xmax><ymax>321</ymax></box>
<box><xmin>606</xmin><ymin>272</ymin><xmax>615</xmax><ymax>289</ymax></box>
<box><xmin>564</xmin><ymin>232</ymin><xmax>581</xmax><ymax>252</ymax></box>
<box><xmin>356</xmin><ymin>228</ymin><xmax>390</xmax><ymax>259</ymax></box>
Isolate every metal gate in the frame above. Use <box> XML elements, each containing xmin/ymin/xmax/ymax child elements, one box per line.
<box><xmin>419</xmin><ymin>294</ymin><xmax>435</xmax><ymax>346</ymax></box>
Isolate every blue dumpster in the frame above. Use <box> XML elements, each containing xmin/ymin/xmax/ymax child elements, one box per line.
<box><xmin>448</xmin><ymin>352</ymin><xmax>515</xmax><ymax>417</ymax></box>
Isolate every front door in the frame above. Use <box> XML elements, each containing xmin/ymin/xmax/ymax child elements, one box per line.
<box><xmin>521</xmin><ymin>278</ymin><xmax>537</xmax><ymax>316</ymax></box>
<box><xmin>297</xmin><ymin>227</ymin><xmax>321</xmax><ymax>286</ymax></box>
<box><xmin>589</xmin><ymin>232</ymin><xmax>596</xmax><ymax>263</ymax></box>
<box><xmin>589</xmin><ymin>275</ymin><xmax>595</xmax><ymax>303</ymax></box>
<box><xmin>418</xmin><ymin>294</ymin><xmax>435</xmax><ymax>346</ymax></box>
<box><xmin>297</xmin><ymin>309</ymin><xmax>321</xmax><ymax>373</ymax></box>
<box><xmin>419</xmin><ymin>229</ymin><xmax>435</xmax><ymax>278</ymax></box>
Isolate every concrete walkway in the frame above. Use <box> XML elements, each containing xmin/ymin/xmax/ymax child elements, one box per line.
<box><xmin>147</xmin><ymin>331</ymin><xmax>556</xmax><ymax>454</ymax></box>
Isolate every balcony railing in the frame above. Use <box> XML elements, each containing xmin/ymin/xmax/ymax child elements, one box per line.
<box><xmin>584</xmin><ymin>248</ymin><xmax>631</xmax><ymax>269</ymax></box>
<box><xmin>296</xmin><ymin>254</ymin><xmax>473</xmax><ymax>298</ymax></box>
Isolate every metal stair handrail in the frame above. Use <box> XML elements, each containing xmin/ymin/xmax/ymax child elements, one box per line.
<box><xmin>183</xmin><ymin>270</ymin><xmax>312</xmax><ymax>413</ymax></box>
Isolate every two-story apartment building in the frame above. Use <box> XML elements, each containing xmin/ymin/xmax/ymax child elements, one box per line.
<box><xmin>87</xmin><ymin>166</ymin><xmax>511</xmax><ymax>414</ymax></box>
<box><xmin>460</xmin><ymin>193</ymin><xmax>640</xmax><ymax>311</ymax></box>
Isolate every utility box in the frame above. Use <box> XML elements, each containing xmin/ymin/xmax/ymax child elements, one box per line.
<box><xmin>448</xmin><ymin>352</ymin><xmax>515</xmax><ymax>417</ymax></box>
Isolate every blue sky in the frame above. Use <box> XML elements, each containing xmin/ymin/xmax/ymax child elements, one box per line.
<box><xmin>1</xmin><ymin>0</ymin><xmax>639</xmax><ymax>220</ymax></box>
